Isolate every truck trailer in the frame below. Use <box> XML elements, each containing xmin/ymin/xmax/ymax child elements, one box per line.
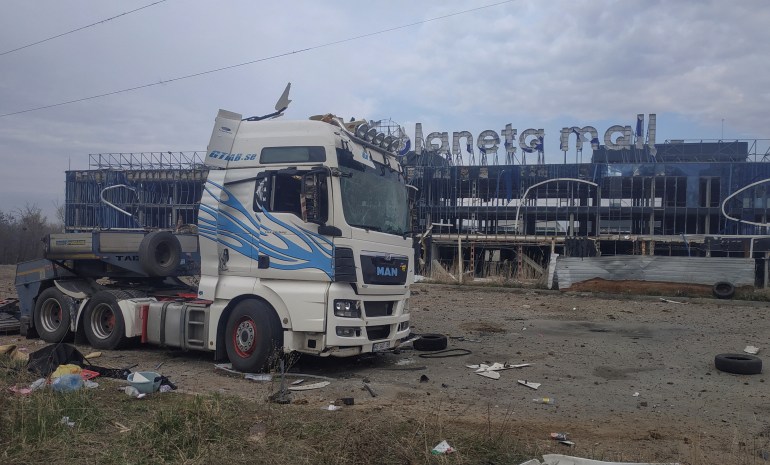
<box><xmin>14</xmin><ymin>102</ymin><xmax>414</xmax><ymax>373</ymax></box>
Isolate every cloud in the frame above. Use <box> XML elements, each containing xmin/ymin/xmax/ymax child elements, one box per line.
<box><xmin>1</xmin><ymin>0</ymin><xmax>769</xmax><ymax>218</ymax></box>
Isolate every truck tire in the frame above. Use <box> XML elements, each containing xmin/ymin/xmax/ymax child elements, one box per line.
<box><xmin>225</xmin><ymin>300</ymin><xmax>283</xmax><ymax>373</ymax></box>
<box><xmin>139</xmin><ymin>231</ymin><xmax>182</xmax><ymax>277</ymax></box>
<box><xmin>83</xmin><ymin>290</ymin><xmax>127</xmax><ymax>350</ymax></box>
<box><xmin>413</xmin><ymin>333</ymin><xmax>448</xmax><ymax>351</ymax></box>
<box><xmin>714</xmin><ymin>353</ymin><xmax>762</xmax><ymax>375</ymax></box>
<box><xmin>712</xmin><ymin>281</ymin><xmax>735</xmax><ymax>299</ymax></box>
<box><xmin>34</xmin><ymin>287</ymin><xmax>73</xmax><ymax>343</ymax></box>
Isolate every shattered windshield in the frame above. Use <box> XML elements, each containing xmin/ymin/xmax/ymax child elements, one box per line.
<box><xmin>338</xmin><ymin>159</ymin><xmax>410</xmax><ymax>236</ymax></box>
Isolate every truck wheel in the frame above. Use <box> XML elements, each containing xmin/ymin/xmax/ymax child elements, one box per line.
<box><xmin>34</xmin><ymin>287</ymin><xmax>73</xmax><ymax>343</ymax></box>
<box><xmin>139</xmin><ymin>231</ymin><xmax>182</xmax><ymax>277</ymax></box>
<box><xmin>225</xmin><ymin>300</ymin><xmax>283</xmax><ymax>373</ymax></box>
<box><xmin>83</xmin><ymin>291</ymin><xmax>127</xmax><ymax>350</ymax></box>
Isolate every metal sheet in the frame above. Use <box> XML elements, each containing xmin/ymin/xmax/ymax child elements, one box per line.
<box><xmin>555</xmin><ymin>256</ymin><xmax>755</xmax><ymax>289</ymax></box>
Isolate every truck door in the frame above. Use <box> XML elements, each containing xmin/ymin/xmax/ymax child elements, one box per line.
<box><xmin>251</xmin><ymin>169</ymin><xmax>334</xmax><ymax>282</ymax></box>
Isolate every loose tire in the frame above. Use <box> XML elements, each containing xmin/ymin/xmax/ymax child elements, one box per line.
<box><xmin>714</xmin><ymin>353</ymin><xmax>762</xmax><ymax>375</ymax></box>
<box><xmin>225</xmin><ymin>300</ymin><xmax>283</xmax><ymax>373</ymax></box>
<box><xmin>83</xmin><ymin>290</ymin><xmax>127</xmax><ymax>350</ymax></box>
<box><xmin>139</xmin><ymin>231</ymin><xmax>182</xmax><ymax>277</ymax></box>
<box><xmin>34</xmin><ymin>287</ymin><xmax>73</xmax><ymax>343</ymax></box>
<box><xmin>712</xmin><ymin>281</ymin><xmax>735</xmax><ymax>299</ymax></box>
<box><xmin>413</xmin><ymin>333</ymin><xmax>448</xmax><ymax>351</ymax></box>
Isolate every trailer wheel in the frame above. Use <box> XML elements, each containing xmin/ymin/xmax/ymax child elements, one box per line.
<box><xmin>34</xmin><ymin>287</ymin><xmax>73</xmax><ymax>343</ymax></box>
<box><xmin>225</xmin><ymin>300</ymin><xmax>283</xmax><ymax>373</ymax></box>
<box><xmin>139</xmin><ymin>231</ymin><xmax>182</xmax><ymax>277</ymax></box>
<box><xmin>83</xmin><ymin>290</ymin><xmax>127</xmax><ymax>350</ymax></box>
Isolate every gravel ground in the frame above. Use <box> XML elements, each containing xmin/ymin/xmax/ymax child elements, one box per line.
<box><xmin>1</xmin><ymin>264</ymin><xmax>768</xmax><ymax>464</ymax></box>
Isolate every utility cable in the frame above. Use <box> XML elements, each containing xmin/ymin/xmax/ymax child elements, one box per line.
<box><xmin>0</xmin><ymin>0</ymin><xmax>515</xmax><ymax>119</ymax></box>
<box><xmin>0</xmin><ymin>1</ymin><xmax>168</xmax><ymax>57</ymax></box>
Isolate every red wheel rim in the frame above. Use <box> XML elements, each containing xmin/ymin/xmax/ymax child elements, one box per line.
<box><xmin>233</xmin><ymin>317</ymin><xmax>257</xmax><ymax>358</ymax></box>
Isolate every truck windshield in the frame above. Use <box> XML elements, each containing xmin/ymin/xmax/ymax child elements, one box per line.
<box><xmin>338</xmin><ymin>163</ymin><xmax>410</xmax><ymax>236</ymax></box>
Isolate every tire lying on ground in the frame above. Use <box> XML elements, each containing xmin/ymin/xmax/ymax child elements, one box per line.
<box><xmin>413</xmin><ymin>333</ymin><xmax>448</xmax><ymax>351</ymax></box>
<box><xmin>714</xmin><ymin>353</ymin><xmax>762</xmax><ymax>375</ymax></box>
<box><xmin>712</xmin><ymin>281</ymin><xmax>736</xmax><ymax>299</ymax></box>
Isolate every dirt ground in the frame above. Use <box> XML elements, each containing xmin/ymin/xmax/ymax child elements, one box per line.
<box><xmin>1</xmin><ymin>264</ymin><xmax>768</xmax><ymax>464</ymax></box>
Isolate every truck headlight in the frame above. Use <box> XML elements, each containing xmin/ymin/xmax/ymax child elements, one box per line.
<box><xmin>334</xmin><ymin>299</ymin><xmax>360</xmax><ymax>318</ymax></box>
<box><xmin>402</xmin><ymin>298</ymin><xmax>410</xmax><ymax>314</ymax></box>
<box><xmin>336</xmin><ymin>326</ymin><xmax>361</xmax><ymax>337</ymax></box>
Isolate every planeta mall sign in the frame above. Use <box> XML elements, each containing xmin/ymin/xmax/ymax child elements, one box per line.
<box><xmin>413</xmin><ymin>113</ymin><xmax>657</xmax><ymax>164</ymax></box>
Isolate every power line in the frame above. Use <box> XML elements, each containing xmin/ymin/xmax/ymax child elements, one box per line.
<box><xmin>0</xmin><ymin>0</ymin><xmax>168</xmax><ymax>57</ymax></box>
<box><xmin>0</xmin><ymin>0</ymin><xmax>515</xmax><ymax>118</ymax></box>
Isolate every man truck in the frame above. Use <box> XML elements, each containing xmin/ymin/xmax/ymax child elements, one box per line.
<box><xmin>14</xmin><ymin>96</ymin><xmax>414</xmax><ymax>373</ymax></box>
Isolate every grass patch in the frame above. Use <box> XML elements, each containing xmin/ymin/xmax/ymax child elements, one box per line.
<box><xmin>0</xmin><ymin>363</ymin><xmax>538</xmax><ymax>465</ymax></box>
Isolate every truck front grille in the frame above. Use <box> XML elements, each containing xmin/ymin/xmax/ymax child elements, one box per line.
<box><xmin>366</xmin><ymin>325</ymin><xmax>391</xmax><ymax>341</ymax></box>
<box><xmin>364</xmin><ymin>301</ymin><xmax>394</xmax><ymax>317</ymax></box>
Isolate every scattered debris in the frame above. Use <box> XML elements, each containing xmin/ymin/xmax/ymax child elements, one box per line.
<box><xmin>325</xmin><ymin>404</ymin><xmax>341</xmax><ymax>411</ymax></box>
<box><xmin>533</xmin><ymin>397</ymin><xmax>556</xmax><ymax>404</ymax></box>
<box><xmin>291</xmin><ymin>379</ymin><xmax>305</xmax><ymax>385</ymax></box>
<box><xmin>124</xmin><ymin>386</ymin><xmax>146</xmax><ymax>399</ymax></box>
<box><xmin>467</xmin><ymin>361</ymin><xmax>532</xmax><ymax>380</ymax></box>
<box><xmin>363</xmin><ymin>383</ymin><xmax>377</xmax><ymax>397</ymax></box>
<box><xmin>288</xmin><ymin>381</ymin><xmax>330</xmax><ymax>391</ymax></box>
<box><xmin>518</xmin><ymin>379</ymin><xmax>541</xmax><ymax>390</ymax></box>
<box><xmin>431</xmin><ymin>440</ymin><xmax>456</xmax><ymax>455</ymax></box>
<box><xmin>476</xmin><ymin>370</ymin><xmax>501</xmax><ymax>380</ymax></box>
<box><xmin>0</xmin><ymin>344</ymin><xmax>29</xmax><ymax>362</ymax></box>
<box><xmin>744</xmin><ymin>345</ymin><xmax>760</xmax><ymax>355</ymax></box>
<box><xmin>60</xmin><ymin>416</ymin><xmax>75</xmax><ymax>428</ymax></box>
<box><xmin>84</xmin><ymin>351</ymin><xmax>102</xmax><ymax>359</ymax></box>
<box><xmin>633</xmin><ymin>392</ymin><xmax>640</xmax><ymax>397</ymax></box>
<box><xmin>419</xmin><ymin>374</ymin><xmax>429</xmax><ymax>383</ymax></box>
<box><xmin>335</xmin><ymin>397</ymin><xmax>354</xmax><ymax>406</ymax></box>
<box><xmin>550</xmin><ymin>432</ymin><xmax>574</xmax><ymax>447</ymax></box>
<box><xmin>113</xmin><ymin>421</ymin><xmax>131</xmax><ymax>433</ymax></box>
<box><xmin>659</xmin><ymin>298</ymin><xmax>685</xmax><ymax>304</ymax></box>
<box><xmin>245</xmin><ymin>373</ymin><xmax>273</xmax><ymax>382</ymax></box>
<box><xmin>51</xmin><ymin>374</ymin><xmax>84</xmax><ymax>392</ymax></box>
<box><xmin>521</xmin><ymin>454</ymin><xmax>681</xmax><ymax>464</ymax></box>
<box><xmin>8</xmin><ymin>385</ymin><xmax>32</xmax><ymax>395</ymax></box>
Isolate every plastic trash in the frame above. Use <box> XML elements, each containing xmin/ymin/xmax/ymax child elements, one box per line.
<box><xmin>124</xmin><ymin>386</ymin><xmax>146</xmax><ymax>399</ymax></box>
<box><xmin>159</xmin><ymin>384</ymin><xmax>173</xmax><ymax>393</ymax></box>
<box><xmin>60</xmin><ymin>416</ymin><xmax>75</xmax><ymax>427</ymax></box>
<box><xmin>431</xmin><ymin>440</ymin><xmax>456</xmax><ymax>455</ymax></box>
<box><xmin>30</xmin><ymin>378</ymin><xmax>47</xmax><ymax>391</ymax></box>
<box><xmin>51</xmin><ymin>374</ymin><xmax>84</xmax><ymax>392</ymax></box>
<box><xmin>533</xmin><ymin>397</ymin><xmax>556</xmax><ymax>404</ymax></box>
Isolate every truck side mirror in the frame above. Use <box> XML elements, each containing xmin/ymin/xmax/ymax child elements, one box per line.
<box><xmin>301</xmin><ymin>172</ymin><xmax>328</xmax><ymax>225</ymax></box>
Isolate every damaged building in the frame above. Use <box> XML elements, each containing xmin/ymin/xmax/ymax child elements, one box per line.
<box><xmin>404</xmin><ymin>139</ymin><xmax>770</xmax><ymax>292</ymax></box>
<box><xmin>64</xmin><ymin>138</ymin><xmax>770</xmax><ymax>293</ymax></box>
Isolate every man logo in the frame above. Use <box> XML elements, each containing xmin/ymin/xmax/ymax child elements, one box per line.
<box><xmin>376</xmin><ymin>266</ymin><xmax>398</xmax><ymax>277</ymax></box>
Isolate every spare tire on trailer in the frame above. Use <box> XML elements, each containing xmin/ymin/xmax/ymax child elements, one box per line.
<box><xmin>138</xmin><ymin>231</ymin><xmax>181</xmax><ymax>277</ymax></box>
<box><xmin>712</xmin><ymin>281</ymin><xmax>736</xmax><ymax>299</ymax></box>
<box><xmin>413</xmin><ymin>333</ymin><xmax>448</xmax><ymax>351</ymax></box>
<box><xmin>714</xmin><ymin>353</ymin><xmax>762</xmax><ymax>375</ymax></box>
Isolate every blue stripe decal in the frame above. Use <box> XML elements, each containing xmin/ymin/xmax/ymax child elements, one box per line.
<box><xmin>201</xmin><ymin>180</ymin><xmax>334</xmax><ymax>277</ymax></box>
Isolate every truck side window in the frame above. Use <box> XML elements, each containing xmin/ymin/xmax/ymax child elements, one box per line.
<box><xmin>253</xmin><ymin>172</ymin><xmax>302</xmax><ymax>217</ymax></box>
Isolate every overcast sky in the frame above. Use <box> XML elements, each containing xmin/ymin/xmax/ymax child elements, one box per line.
<box><xmin>1</xmin><ymin>0</ymin><xmax>769</xmax><ymax>221</ymax></box>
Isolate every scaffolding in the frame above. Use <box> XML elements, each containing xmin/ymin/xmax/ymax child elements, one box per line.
<box><xmin>406</xmin><ymin>141</ymin><xmax>770</xmax><ymax>279</ymax></box>
<box><xmin>66</xmin><ymin>152</ymin><xmax>208</xmax><ymax>231</ymax></box>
